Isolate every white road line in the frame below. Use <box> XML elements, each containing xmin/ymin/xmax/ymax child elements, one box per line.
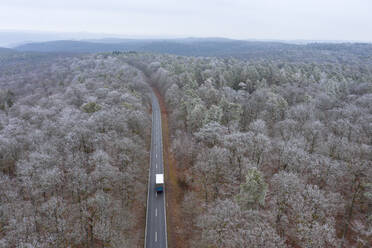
<box><xmin>155</xmin><ymin>208</ymin><xmax>157</xmax><ymax>216</ymax></box>
<box><xmin>156</xmin><ymin>154</ymin><xmax>157</xmax><ymax>158</ymax></box>
<box><xmin>156</xmin><ymin>192</ymin><xmax>157</xmax><ymax>198</ymax></box>
<box><xmin>156</xmin><ymin>163</ymin><xmax>157</xmax><ymax>169</ymax></box>
<box><xmin>155</xmin><ymin>232</ymin><xmax>158</xmax><ymax>242</ymax></box>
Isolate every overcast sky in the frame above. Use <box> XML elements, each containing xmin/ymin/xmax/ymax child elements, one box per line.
<box><xmin>1</xmin><ymin>0</ymin><xmax>372</xmax><ymax>41</ymax></box>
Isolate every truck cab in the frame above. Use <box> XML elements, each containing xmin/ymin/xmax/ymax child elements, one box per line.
<box><xmin>155</xmin><ymin>174</ymin><xmax>164</xmax><ymax>192</ymax></box>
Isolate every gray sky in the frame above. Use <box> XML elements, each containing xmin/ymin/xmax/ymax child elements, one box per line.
<box><xmin>1</xmin><ymin>0</ymin><xmax>372</xmax><ymax>41</ymax></box>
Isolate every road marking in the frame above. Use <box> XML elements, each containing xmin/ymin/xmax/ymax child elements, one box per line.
<box><xmin>156</xmin><ymin>154</ymin><xmax>157</xmax><ymax>158</ymax></box>
<box><xmin>156</xmin><ymin>163</ymin><xmax>157</xmax><ymax>169</ymax></box>
<box><xmin>156</xmin><ymin>192</ymin><xmax>157</xmax><ymax>198</ymax></box>
<box><xmin>155</xmin><ymin>232</ymin><xmax>157</xmax><ymax>242</ymax></box>
<box><xmin>155</xmin><ymin>208</ymin><xmax>157</xmax><ymax>216</ymax></box>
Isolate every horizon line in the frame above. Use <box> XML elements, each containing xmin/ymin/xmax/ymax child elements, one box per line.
<box><xmin>1</xmin><ymin>29</ymin><xmax>371</xmax><ymax>47</ymax></box>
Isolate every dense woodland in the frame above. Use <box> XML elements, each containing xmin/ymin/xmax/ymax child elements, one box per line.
<box><xmin>0</xmin><ymin>53</ymin><xmax>151</xmax><ymax>247</ymax></box>
<box><xmin>0</xmin><ymin>42</ymin><xmax>372</xmax><ymax>247</ymax></box>
<box><xmin>126</xmin><ymin>50</ymin><xmax>372</xmax><ymax>247</ymax></box>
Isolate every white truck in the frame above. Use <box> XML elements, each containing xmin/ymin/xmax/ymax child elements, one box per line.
<box><xmin>155</xmin><ymin>174</ymin><xmax>164</xmax><ymax>192</ymax></box>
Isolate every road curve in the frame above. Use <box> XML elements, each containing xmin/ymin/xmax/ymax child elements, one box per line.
<box><xmin>145</xmin><ymin>90</ymin><xmax>168</xmax><ymax>248</ymax></box>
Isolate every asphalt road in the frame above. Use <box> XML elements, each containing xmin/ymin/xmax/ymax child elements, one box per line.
<box><xmin>145</xmin><ymin>91</ymin><xmax>168</xmax><ymax>248</ymax></box>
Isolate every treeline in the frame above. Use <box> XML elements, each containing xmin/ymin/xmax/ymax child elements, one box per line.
<box><xmin>13</xmin><ymin>39</ymin><xmax>372</xmax><ymax>66</ymax></box>
<box><xmin>124</xmin><ymin>53</ymin><xmax>372</xmax><ymax>247</ymax></box>
<box><xmin>0</xmin><ymin>54</ymin><xmax>152</xmax><ymax>247</ymax></box>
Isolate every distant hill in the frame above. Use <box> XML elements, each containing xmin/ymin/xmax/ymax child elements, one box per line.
<box><xmin>14</xmin><ymin>39</ymin><xmax>372</xmax><ymax>64</ymax></box>
<box><xmin>0</xmin><ymin>47</ymin><xmax>18</xmax><ymax>64</ymax></box>
<box><xmin>0</xmin><ymin>47</ymin><xmax>17</xmax><ymax>55</ymax></box>
<box><xmin>15</xmin><ymin>40</ymin><xmax>143</xmax><ymax>53</ymax></box>
<box><xmin>0</xmin><ymin>46</ymin><xmax>74</xmax><ymax>74</ymax></box>
<box><xmin>15</xmin><ymin>38</ymin><xmax>292</xmax><ymax>55</ymax></box>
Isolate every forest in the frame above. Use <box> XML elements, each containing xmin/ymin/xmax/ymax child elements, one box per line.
<box><xmin>0</xmin><ymin>52</ymin><xmax>152</xmax><ymax>247</ymax></box>
<box><xmin>0</xmin><ymin>42</ymin><xmax>371</xmax><ymax>247</ymax></box>
<box><xmin>125</xmin><ymin>49</ymin><xmax>372</xmax><ymax>247</ymax></box>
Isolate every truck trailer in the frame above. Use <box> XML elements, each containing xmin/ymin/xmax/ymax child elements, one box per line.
<box><xmin>155</xmin><ymin>174</ymin><xmax>164</xmax><ymax>192</ymax></box>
